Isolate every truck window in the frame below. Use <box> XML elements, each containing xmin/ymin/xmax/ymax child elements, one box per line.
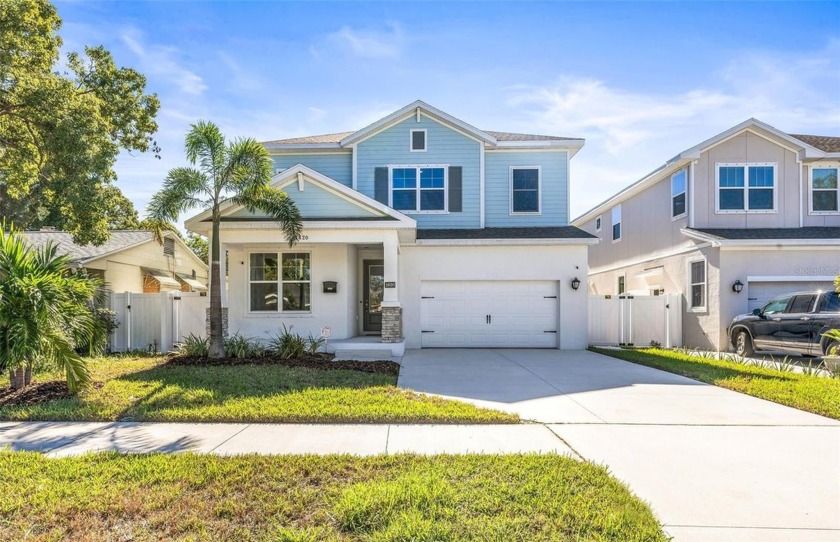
<box><xmin>820</xmin><ymin>292</ymin><xmax>840</xmax><ymax>312</ymax></box>
<box><xmin>786</xmin><ymin>294</ymin><xmax>817</xmax><ymax>313</ymax></box>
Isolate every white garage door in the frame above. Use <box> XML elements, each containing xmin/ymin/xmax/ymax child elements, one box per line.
<box><xmin>748</xmin><ymin>281</ymin><xmax>834</xmax><ymax>312</ymax></box>
<box><xmin>420</xmin><ymin>281</ymin><xmax>558</xmax><ymax>348</ymax></box>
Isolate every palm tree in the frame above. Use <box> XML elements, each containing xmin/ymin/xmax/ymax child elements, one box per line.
<box><xmin>0</xmin><ymin>227</ymin><xmax>96</xmax><ymax>392</ymax></box>
<box><xmin>147</xmin><ymin>121</ymin><xmax>302</xmax><ymax>358</ymax></box>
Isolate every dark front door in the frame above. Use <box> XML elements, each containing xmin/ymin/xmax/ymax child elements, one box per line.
<box><xmin>363</xmin><ymin>260</ymin><xmax>384</xmax><ymax>333</ymax></box>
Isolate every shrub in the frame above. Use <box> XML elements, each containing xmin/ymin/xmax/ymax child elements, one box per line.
<box><xmin>306</xmin><ymin>333</ymin><xmax>326</xmax><ymax>354</ymax></box>
<box><xmin>224</xmin><ymin>333</ymin><xmax>265</xmax><ymax>359</ymax></box>
<box><xmin>176</xmin><ymin>334</ymin><xmax>210</xmax><ymax>358</ymax></box>
<box><xmin>78</xmin><ymin>308</ymin><xmax>119</xmax><ymax>355</ymax></box>
<box><xmin>269</xmin><ymin>324</ymin><xmax>306</xmax><ymax>360</ymax></box>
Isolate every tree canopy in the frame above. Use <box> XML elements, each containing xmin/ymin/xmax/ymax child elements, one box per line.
<box><xmin>0</xmin><ymin>0</ymin><xmax>159</xmax><ymax>244</ymax></box>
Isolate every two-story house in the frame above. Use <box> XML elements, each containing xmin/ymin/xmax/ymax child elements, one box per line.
<box><xmin>185</xmin><ymin>101</ymin><xmax>595</xmax><ymax>354</ymax></box>
<box><xmin>572</xmin><ymin>119</ymin><xmax>840</xmax><ymax>351</ymax></box>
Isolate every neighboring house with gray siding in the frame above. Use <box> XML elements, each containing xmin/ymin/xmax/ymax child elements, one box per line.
<box><xmin>185</xmin><ymin>100</ymin><xmax>595</xmax><ymax>354</ymax></box>
<box><xmin>572</xmin><ymin>119</ymin><xmax>840</xmax><ymax>351</ymax></box>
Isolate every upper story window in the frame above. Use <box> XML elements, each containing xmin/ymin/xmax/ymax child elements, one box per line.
<box><xmin>716</xmin><ymin>163</ymin><xmax>776</xmax><ymax>213</ymax></box>
<box><xmin>510</xmin><ymin>167</ymin><xmax>540</xmax><ymax>214</ymax></box>
<box><xmin>249</xmin><ymin>252</ymin><xmax>311</xmax><ymax>312</ymax></box>
<box><xmin>611</xmin><ymin>204</ymin><xmax>622</xmax><ymax>242</ymax></box>
<box><xmin>410</xmin><ymin>129</ymin><xmax>427</xmax><ymax>152</ymax></box>
<box><xmin>671</xmin><ymin>169</ymin><xmax>687</xmax><ymax>218</ymax></box>
<box><xmin>810</xmin><ymin>167</ymin><xmax>839</xmax><ymax>214</ymax></box>
<box><xmin>688</xmin><ymin>259</ymin><xmax>706</xmax><ymax>311</ymax></box>
<box><xmin>390</xmin><ymin>166</ymin><xmax>446</xmax><ymax>213</ymax></box>
<box><xmin>595</xmin><ymin>216</ymin><xmax>602</xmax><ymax>232</ymax></box>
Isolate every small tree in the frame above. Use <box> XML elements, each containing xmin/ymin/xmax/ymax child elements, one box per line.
<box><xmin>0</xmin><ymin>227</ymin><xmax>97</xmax><ymax>391</ymax></box>
<box><xmin>147</xmin><ymin>121</ymin><xmax>302</xmax><ymax>358</ymax></box>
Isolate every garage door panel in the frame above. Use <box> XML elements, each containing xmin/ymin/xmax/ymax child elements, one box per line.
<box><xmin>420</xmin><ymin>280</ymin><xmax>558</xmax><ymax>348</ymax></box>
<box><xmin>747</xmin><ymin>281</ymin><xmax>834</xmax><ymax>312</ymax></box>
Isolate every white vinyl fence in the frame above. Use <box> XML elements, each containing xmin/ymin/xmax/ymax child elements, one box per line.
<box><xmin>589</xmin><ymin>294</ymin><xmax>683</xmax><ymax>347</ymax></box>
<box><xmin>110</xmin><ymin>291</ymin><xmax>209</xmax><ymax>353</ymax></box>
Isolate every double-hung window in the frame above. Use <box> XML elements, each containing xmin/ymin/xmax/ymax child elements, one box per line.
<box><xmin>510</xmin><ymin>167</ymin><xmax>540</xmax><ymax>214</ymax></box>
<box><xmin>717</xmin><ymin>163</ymin><xmax>776</xmax><ymax>212</ymax></box>
<box><xmin>671</xmin><ymin>169</ymin><xmax>687</xmax><ymax>218</ymax></box>
<box><xmin>390</xmin><ymin>166</ymin><xmax>446</xmax><ymax>212</ymax></box>
<box><xmin>249</xmin><ymin>252</ymin><xmax>311</xmax><ymax>312</ymax></box>
<box><xmin>810</xmin><ymin>167</ymin><xmax>839</xmax><ymax>213</ymax></box>
<box><xmin>688</xmin><ymin>259</ymin><xmax>706</xmax><ymax>311</ymax></box>
<box><xmin>611</xmin><ymin>205</ymin><xmax>622</xmax><ymax>241</ymax></box>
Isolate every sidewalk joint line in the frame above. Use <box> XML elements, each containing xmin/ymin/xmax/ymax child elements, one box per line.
<box><xmin>384</xmin><ymin>425</ymin><xmax>391</xmax><ymax>454</ymax></box>
<box><xmin>208</xmin><ymin>424</ymin><xmax>252</xmax><ymax>453</ymax></box>
<box><xmin>542</xmin><ymin>423</ymin><xmax>585</xmax><ymax>461</ymax></box>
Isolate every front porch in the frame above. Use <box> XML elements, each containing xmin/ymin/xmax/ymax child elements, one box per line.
<box><xmin>325</xmin><ymin>335</ymin><xmax>406</xmax><ymax>362</ymax></box>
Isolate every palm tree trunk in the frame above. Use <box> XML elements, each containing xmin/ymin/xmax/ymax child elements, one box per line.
<box><xmin>24</xmin><ymin>365</ymin><xmax>32</xmax><ymax>386</ymax></box>
<box><xmin>208</xmin><ymin>212</ymin><xmax>225</xmax><ymax>358</ymax></box>
<box><xmin>9</xmin><ymin>367</ymin><xmax>24</xmax><ymax>390</ymax></box>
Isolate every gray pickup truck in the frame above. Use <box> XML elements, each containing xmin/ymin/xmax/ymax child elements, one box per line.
<box><xmin>728</xmin><ymin>290</ymin><xmax>840</xmax><ymax>357</ymax></box>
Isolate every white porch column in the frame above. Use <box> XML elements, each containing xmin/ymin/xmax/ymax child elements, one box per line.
<box><xmin>219</xmin><ymin>242</ymin><xmax>228</xmax><ymax>306</ymax></box>
<box><xmin>381</xmin><ymin>231</ymin><xmax>402</xmax><ymax>343</ymax></box>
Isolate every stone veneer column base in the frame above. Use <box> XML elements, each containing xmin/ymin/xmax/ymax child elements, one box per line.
<box><xmin>381</xmin><ymin>306</ymin><xmax>402</xmax><ymax>343</ymax></box>
<box><xmin>206</xmin><ymin>307</ymin><xmax>229</xmax><ymax>338</ymax></box>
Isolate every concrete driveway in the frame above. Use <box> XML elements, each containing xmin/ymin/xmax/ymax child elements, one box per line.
<box><xmin>398</xmin><ymin>348</ymin><xmax>840</xmax><ymax>542</ymax></box>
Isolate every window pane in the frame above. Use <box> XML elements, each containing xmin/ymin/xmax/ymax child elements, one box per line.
<box><xmin>250</xmin><ymin>283</ymin><xmax>278</xmax><ymax>311</ymax></box>
<box><xmin>392</xmin><ymin>190</ymin><xmax>416</xmax><ymax>211</ymax></box>
<box><xmin>250</xmin><ymin>253</ymin><xmax>278</xmax><ymax>281</ymax></box>
<box><xmin>813</xmin><ymin>190</ymin><xmax>839</xmax><ymax>211</ymax></box>
<box><xmin>719</xmin><ymin>167</ymin><xmax>744</xmax><ymax>187</ymax></box>
<box><xmin>812</xmin><ymin>168</ymin><xmax>838</xmax><ymax>189</ymax></box>
<box><xmin>763</xmin><ymin>296</ymin><xmax>791</xmax><ymax>314</ymax></box>
<box><xmin>787</xmin><ymin>295</ymin><xmax>816</xmax><ymax>313</ymax></box>
<box><xmin>690</xmin><ymin>261</ymin><xmax>705</xmax><ymax>284</ymax></box>
<box><xmin>612</xmin><ymin>223</ymin><xmax>621</xmax><ymax>241</ymax></box>
<box><xmin>748</xmin><ymin>188</ymin><xmax>773</xmax><ymax>210</ymax></box>
<box><xmin>282</xmin><ymin>283</ymin><xmax>310</xmax><ymax>311</ymax></box>
<box><xmin>420</xmin><ymin>190</ymin><xmax>445</xmax><ymax>210</ymax></box>
<box><xmin>419</xmin><ymin>167</ymin><xmax>444</xmax><ymax>188</ymax></box>
<box><xmin>748</xmin><ymin>166</ymin><xmax>774</xmax><ymax>187</ymax></box>
<box><xmin>392</xmin><ymin>168</ymin><xmax>416</xmax><ymax>189</ymax></box>
<box><xmin>282</xmin><ymin>253</ymin><xmax>310</xmax><ymax>281</ymax></box>
<box><xmin>612</xmin><ymin>205</ymin><xmax>621</xmax><ymax>222</ymax></box>
<box><xmin>672</xmin><ymin>193</ymin><xmax>686</xmax><ymax>217</ymax></box>
<box><xmin>719</xmin><ymin>189</ymin><xmax>744</xmax><ymax>210</ymax></box>
<box><xmin>672</xmin><ymin>171</ymin><xmax>686</xmax><ymax>196</ymax></box>
<box><xmin>691</xmin><ymin>284</ymin><xmax>705</xmax><ymax>308</ymax></box>
<box><xmin>513</xmin><ymin>190</ymin><xmax>538</xmax><ymax>212</ymax></box>
<box><xmin>513</xmin><ymin>168</ymin><xmax>538</xmax><ymax>190</ymax></box>
<box><xmin>596</xmin><ymin>217</ymin><xmax>601</xmax><ymax>230</ymax></box>
<box><xmin>822</xmin><ymin>292</ymin><xmax>840</xmax><ymax>312</ymax></box>
<box><xmin>411</xmin><ymin>130</ymin><xmax>425</xmax><ymax>150</ymax></box>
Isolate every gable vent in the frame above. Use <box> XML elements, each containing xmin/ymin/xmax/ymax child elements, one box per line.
<box><xmin>163</xmin><ymin>237</ymin><xmax>175</xmax><ymax>257</ymax></box>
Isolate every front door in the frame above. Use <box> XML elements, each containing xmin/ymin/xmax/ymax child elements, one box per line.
<box><xmin>363</xmin><ymin>260</ymin><xmax>384</xmax><ymax>333</ymax></box>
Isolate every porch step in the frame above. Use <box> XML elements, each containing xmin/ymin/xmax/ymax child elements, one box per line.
<box><xmin>333</xmin><ymin>348</ymin><xmax>395</xmax><ymax>362</ymax></box>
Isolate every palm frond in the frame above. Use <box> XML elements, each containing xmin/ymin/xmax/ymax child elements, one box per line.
<box><xmin>184</xmin><ymin>120</ymin><xmax>227</xmax><ymax>184</ymax></box>
<box><xmin>146</xmin><ymin>167</ymin><xmax>208</xmax><ymax>223</ymax></box>
<box><xmin>223</xmin><ymin>137</ymin><xmax>274</xmax><ymax>195</ymax></box>
<box><xmin>231</xmin><ymin>186</ymin><xmax>303</xmax><ymax>246</ymax></box>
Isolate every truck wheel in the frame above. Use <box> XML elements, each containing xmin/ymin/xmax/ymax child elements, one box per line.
<box><xmin>735</xmin><ymin>330</ymin><xmax>754</xmax><ymax>357</ymax></box>
<box><xmin>824</xmin><ymin>340</ymin><xmax>839</xmax><ymax>357</ymax></box>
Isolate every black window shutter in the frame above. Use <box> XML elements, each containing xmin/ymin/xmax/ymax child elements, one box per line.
<box><xmin>448</xmin><ymin>166</ymin><xmax>462</xmax><ymax>212</ymax></box>
<box><xmin>374</xmin><ymin>167</ymin><xmax>389</xmax><ymax>205</ymax></box>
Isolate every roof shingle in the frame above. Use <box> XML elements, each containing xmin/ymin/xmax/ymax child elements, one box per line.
<box><xmin>788</xmin><ymin>134</ymin><xmax>840</xmax><ymax>153</ymax></box>
<box><xmin>21</xmin><ymin>230</ymin><xmax>155</xmax><ymax>264</ymax></box>
<box><xmin>262</xmin><ymin>130</ymin><xmax>581</xmax><ymax>146</ymax></box>
<box><xmin>688</xmin><ymin>227</ymin><xmax>840</xmax><ymax>240</ymax></box>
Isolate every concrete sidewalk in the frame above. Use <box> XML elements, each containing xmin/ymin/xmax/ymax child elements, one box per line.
<box><xmin>0</xmin><ymin>421</ymin><xmax>574</xmax><ymax>457</ymax></box>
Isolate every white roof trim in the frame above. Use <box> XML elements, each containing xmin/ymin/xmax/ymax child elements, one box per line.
<box><xmin>339</xmin><ymin>100</ymin><xmax>498</xmax><ymax>147</ymax></box>
<box><xmin>680</xmin><ymin>228</ymin><xmax>840</xmax><ymax>247</ymax></box>
<box><xmin>678</xmin><ymin>118</ymin><xmax>825</xmax><ymax>160</ymax></box>
<box><xmin>414</xmin><ymin>237</ymin><xmax>599</xmax><ymax>247</ymax></box>
<box><xmin>184</xmin><ymin>164</ymin><xmax>416</xmax><ymax>231</ymax></box>
<box><xmin>263</xmin><ymin>142</ymin><xmax>344</xmax><ymax>151</ymax></box>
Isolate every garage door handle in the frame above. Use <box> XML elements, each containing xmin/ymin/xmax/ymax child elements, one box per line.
<box><xmin>421</xmin><ymin>330</ymin><xmax>434</xmax><ymax>333</ymax></box>
<box><xmin>544</xmin><ymin>295</ymin><xmax>557</xmax><ymax>299</ymax></box>
<box><xmin>543</xmin><ymin>330</ymin><xmax>557</xmax><ymax>333</ymax></box>
<box><xmin>421</xmin><ymin>296</ymin><xmax>435</xmax><ymax>299</ymax></box>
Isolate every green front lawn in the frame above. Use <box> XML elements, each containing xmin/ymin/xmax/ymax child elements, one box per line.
<box><xmin>0</xmin><ymin>452</ymin><xmax>666</xmax><ymax>541</ymax></box>
<box><xmin>593</xmin><ymin>347</ymin><xmax>840</xmax><ymax>420</ymax></box>
<box><xmin>0</xmin><ymin>356</ymin><xmax>516</xmax><ymax>424</ymax></box>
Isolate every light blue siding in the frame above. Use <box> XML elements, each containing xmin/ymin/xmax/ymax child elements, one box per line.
<box><xmin>272</xmin><ymin>153</ymin><xmax>352</xmax><ymax>187</ymax></box>
<box><xmin>484</xmin><ymin>150</ymin><xmax>569</xmax><ymax>226</ymax></box>
<box><xmin>356</xmin><ymin>115</ymin><xmax>481</xmax><ymax>229</ymax></box>
<box><xmin>230</xmin><ymin>180</ymin><xmax>379</xmax><ymax>219</ymax></box>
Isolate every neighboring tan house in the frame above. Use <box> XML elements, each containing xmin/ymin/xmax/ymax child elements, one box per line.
<box><xmin>185</xmin><ymin>100</ymin><xmax>596</xmax><ymax>354</ymax></box>
<box><xmin>572</xmin><ymin>119</ymin><xmax>840</xmax><ymax>351</ymax></box>
<box><xmin>22</xmin><ymin>229</ymin><xmax>208</xmax><ymax>294</ymax></box>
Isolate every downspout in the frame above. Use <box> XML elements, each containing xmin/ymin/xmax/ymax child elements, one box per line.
<box><xmin>797</xmin><ymin>154</ymin><xmax>804</xmax><ymax>228</ymax></box>
<box><xmin>479</xmin><ymin>143</ymin><xmax>485</xmax><ymax>228</ymax></box>
<box><xmin>689</xmin><ymin>160</ymin><xmax>697</xmax><ymax>228</ymax></box>
<box><xmin>351</xmin><ymin>143</ymin><xmax>358</xmax><ymax>191</ymax></box>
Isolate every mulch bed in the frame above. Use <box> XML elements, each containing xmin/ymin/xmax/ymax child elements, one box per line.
<box><xmin>0</xmin><ymin>381</ymin><xmax>73</xmax><ymax>407</ymax></box>
<box><xmin>166</xmin><ymin>353</ymin><xmax>400</xmax><ymax>376</ymax></box>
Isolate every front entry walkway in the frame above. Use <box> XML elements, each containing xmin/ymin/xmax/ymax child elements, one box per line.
<box><xmin>398</xmin><ymin>349</ymin><xmax>840</xmax><ymax>541</ymax></box>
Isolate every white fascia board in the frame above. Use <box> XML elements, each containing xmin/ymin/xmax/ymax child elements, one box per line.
<box><xmin>489</xmin><ymin>141</ymin><xmax>585</xmax><ymax>158</ymax></box>
<box><xmin>340</xmin><ymin>100</ymin><xmax>498</xmax><ymax>146</ymax></box>
<box><xmin>219</xmin><ymin>220</ymin><xmax>415</xmax><ymax>231</ymax></box>
<box><xmin>680</xmin><ymin>119</ymin><xmax>824</xmax><ymax>160</ymax></box>
<box><xmin>262</xmin><ymin>142</ymin><xmax>344</xmax><ymax>151</ymax></box>
<box><xmin>746</xmin><ymin>275</ymin><xmax>837</xmax><ymax>282</ymax></box>
<box><xmin>413</xmin><ymin>237</ymin><xmax>599</xmax><ymax>247</ymax></box>
<box><xmin>680</xmin><ymin>228</ymin><xmax>840</xmax><ymax>248</ymax></box>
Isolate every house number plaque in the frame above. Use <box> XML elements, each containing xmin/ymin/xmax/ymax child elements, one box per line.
<box><xmin>384</xmin><ymin>282</ymin><xmax>396</xmax><ymax>288</ymax></box>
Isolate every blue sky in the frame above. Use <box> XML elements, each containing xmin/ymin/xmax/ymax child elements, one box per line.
<box><xmin>55</xmin><ymin>1</ymin><xmax>840</xmax><ymax>224</ymax></box>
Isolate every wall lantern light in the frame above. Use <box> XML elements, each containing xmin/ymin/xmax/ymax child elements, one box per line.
<box><xmin>732</xmin><ymin>280</ymin><xmax>744</xmax><ymax>294</ymax></box>
<box><xmin>571</xmin><ymin>277</ymin><xmax>581</xmax><ymax>291</ymax></box>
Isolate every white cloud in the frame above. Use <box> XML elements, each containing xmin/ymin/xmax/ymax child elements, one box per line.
<box><xmin>323</xmin><ymin>23</ymin><xmax>405</xmax><ymax>59</ymax></box>
<box><xmin>218</xmin><ymin>52</ymin><xmax>263</xmax><ymax>92</ymax></box>
<box><xmin>507</xmin><ymin>41</ymin><xmax>840</xmax><ymax>219</ymax></box>
<box><xmin>120</xmin><ymin>29</ymin><xmax>207</xmax><ymax>96</ymax></box>
<box><xmin>307</xmin><ymin>107</ymin><xmax>328</xmax><ymax>123</ymax></box>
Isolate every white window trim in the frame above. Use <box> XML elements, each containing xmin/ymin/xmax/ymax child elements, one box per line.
<box><xmin>715</xmin><ymin>162</ymin><xmax>778</xmax><ymax>214</ymax></box>
<box><xmin>808</xmin><ymin>164</ymin><xmax>840</xmax><ymax>216</ymax></box>
<box><xmin>246</xmin><ymin>251</ymin><xmax>312</xmax><ymax>315</ymax></box>
<box><xmin>409</xmin><ymin>129</ymin><xmax>427</xmax><ymax>152</ymax></box>
<box><xmin>671</xmin><ymin>169</ymin><xmax>687</xmax><ymax>220</ymax></box>
<box><xmin>686</xmin><ymin>257</ymin><xmax>708</xmax><ymax>313</ymax></box>
<box><xmin>595</xmin><ymin>216</ymin><xmax>602</xmax><ymax>232</ymax></box>
<box><xmin>388</xmin><ymin>164</ymin><xmax>449</xmax><ymax>214</ymax></box>
<box><xmin>611</xmin><ymin>204</ymin><xmax>622</xmax><ymax>243</ymax></box>
<box><xmin>509</xmin><ymin>165</ymin><xmax>542</xmax><ymax>215</ymax></box>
